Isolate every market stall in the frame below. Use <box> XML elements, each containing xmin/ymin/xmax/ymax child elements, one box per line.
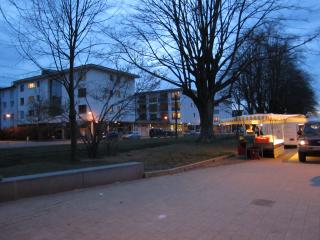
<box><xmin>221</xmin><ymin>114</ymin><xmax>306</xmax><ymax>158</ymax></box>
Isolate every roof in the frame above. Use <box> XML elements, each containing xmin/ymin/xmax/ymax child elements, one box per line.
<box><xmin>0</xmin><ymin>85</ymin><xmax>15</xmax><ymax>91</ymax></box>
<box><xmin>221</xmin><ymin>114</ymin><xmax>307</xmax><ymax>125</ymax></box>
<box><xmin>137</xmin><ymin>88</ymin><xmax>182</xmax><ymax>95</ymax></box>
<box><xmin>12</xmin><ymin>64</ymin><xmax>139</xmax><ymax>85</ymax></box>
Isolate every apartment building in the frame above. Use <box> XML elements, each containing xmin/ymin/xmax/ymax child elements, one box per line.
<box><xmin>135</xmin><ymin>88</ymin><xmax>232</xmax><ymax>136</ymax></box>
<box><xmin>0</xmin><ymin>64</ymin><xmax>138</xmax><ymax>135</ymax></box>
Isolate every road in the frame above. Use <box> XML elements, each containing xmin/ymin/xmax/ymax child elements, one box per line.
<box><xmin>0</xmin><ymin>157</ymin><xmax>319</xmax><ymax>240</ymax></box>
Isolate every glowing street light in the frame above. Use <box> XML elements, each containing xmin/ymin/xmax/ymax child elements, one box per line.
<box><xmin>5</xmin><ymin>113</ymin><xmax>11</xmax><ymax>118</ymax></box>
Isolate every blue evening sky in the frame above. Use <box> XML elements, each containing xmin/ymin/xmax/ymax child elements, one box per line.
<box><xmin>0</xmin><ymin>0</ymin><xmax>319</xmax><ymax>96</ymax></box>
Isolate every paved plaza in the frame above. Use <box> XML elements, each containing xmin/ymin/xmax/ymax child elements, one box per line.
<box><xmin>0</xmin><ymin>159</ymin><xmax>320</xmax><ymax>240</ymax></box>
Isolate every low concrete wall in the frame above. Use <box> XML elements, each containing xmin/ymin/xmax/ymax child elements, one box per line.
<box><xmin>0</xmin><ymin>162</ymin><xmax>144</xmax><ymax>202</ymax></box>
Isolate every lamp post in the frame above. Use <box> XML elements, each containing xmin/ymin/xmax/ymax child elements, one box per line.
<box><xmin>88</xmin><ymin>111</ymin><xmax>94</xmax><ymax>136</ymax></box>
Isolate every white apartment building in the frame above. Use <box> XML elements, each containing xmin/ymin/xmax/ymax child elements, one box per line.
<box><xmin>135</xmin><ymin>88</ymin><xmax>232</xmax><ymax>135</ymax></box>
<box><xmin>0</xmin><ymin>64</ymin><xmax>138</xmax><ymax>133</ymax></box>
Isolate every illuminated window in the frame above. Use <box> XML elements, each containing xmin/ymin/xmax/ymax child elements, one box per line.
<box><xmin>214</xmin><ymin>117</ymin><xmax>220</xmax><ymax>122</ymax></box>
<box><xmin>28</xmin><ymin>82</ymin><xmax>36</xmax><ymax>89</ymax></box>
<box><xmin>172</xmin><ymin>112</ymin><xmax>181</xmax><ymax>119</ymax></box>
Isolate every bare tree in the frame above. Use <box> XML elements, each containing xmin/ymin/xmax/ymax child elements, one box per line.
<box><xmin>26</xmin><ymin>95</ymin><xmax>65</xmax><ymax>139</ymax></box>
<box><xmin>233</xmin><ymin>26</ymin><xmax>317</xmax><ymax>114</ymax></box>
<box><xmin>110</xmin><ymin>0</ymin><xmax>284</xmax><ymax>140</ymax></box>
<box><xmin>1</xmin><ymin>0</ymin><xmax>110</xmax><ymax>161</ymax></box>
<box><xmin>80</xmin><ymin>70</ymin><xmax>159</xmax><ymax>158</ymax></box>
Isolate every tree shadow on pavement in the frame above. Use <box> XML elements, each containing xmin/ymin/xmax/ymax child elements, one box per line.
<box><xmin>310</xmin><ymin>176</ymin><xmax>320</xmax><ymax>187</ymax></box>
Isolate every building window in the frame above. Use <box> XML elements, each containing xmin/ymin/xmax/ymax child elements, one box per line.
<box><xmin>28</xmin><ymin>82</ymin><xmax>36</xmax><ymax>89</ymax></box>
<box><xmin>110</xmin><ymin>74</ymin><xmax>114</xmax><ymax>81</ymax></box>
<box><xmin>171</xmin><ymin>102</ymin><xmax>181</xmax><ymax>111</ymax></box>
<box><xmin>78</xmin><ymin>105</ymin><xmax>87</xmax><ymax>114</ymax></box>
<box><xmin>10</xmin><ymin>101</ymin><xmax>14</xmax><ymax>107</ymax></box>
<box><xmin>37</xmin><ymin>95</ymin><xmax>40</xmax><ymax>101</ymax></box>
<box><xmin>172</xmin><ymin>112</ymin><xmax>181</xmax><ymax>119</ymax></box>
<box><xmin>20</xmin><ymin>84</ymin><xmax>24</xmax><ymax>92</ymax></box>
<box><xmin>2</xmin><ymin>102</ymin><xmax>7</xmax><ymax>108</ymax></box>
<box><xmin>37</xmin><ymin>81</ymin><xmax>40</xmax><ymax>87</ymax></box>
<box><xmin>28</xmin><ymin>96</ymin><xmax>35</xmax><ymax>103</ymax></box>
<box><xmin>78</xmin><ymin>88</ymin><xmax>86</xmax><ymax>98</ymax></box>
<box><xmin>28</xmin><ymin>110</ymin><xmax>34</xmax><ymax>117</ymax></box>
<box><xmin>20</xmin><ymin>111</ymin><xmax>25</xmax><ymax>119</ymax></box>
<box><xmin>20</xmin><ymin>98</ymin><xmax>24</xmax><ymax>106</ymax></box>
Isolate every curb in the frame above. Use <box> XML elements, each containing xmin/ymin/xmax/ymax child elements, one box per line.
<box><xmin>144</xmin><ymin>153</ymin><xmax>239</xmax><ymax>178</ymax></box>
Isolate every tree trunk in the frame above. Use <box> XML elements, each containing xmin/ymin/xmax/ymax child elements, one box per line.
<box><xmin>88</xmin><ymin>141</ymin><xmax>99</xmax><ymax>158</ymax></box>
<box><xmin>69</xmin><ymin>63</ymin><xmax>78</xmax><ymax>162</ymax></box>
<box><xmin>198</xmin><ymin>101</ymin><xmax>214</xmax><ymax>141</ymax></box>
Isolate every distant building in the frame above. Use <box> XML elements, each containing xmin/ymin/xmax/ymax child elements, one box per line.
<box><xmin>134</xmin><ymin>88</ymin><xmax>232</xmax><ymax>136</ymax></box>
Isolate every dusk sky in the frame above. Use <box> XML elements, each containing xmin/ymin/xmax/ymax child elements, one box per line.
<box><xmin>0</xmin><ymin>0</ymin><xmax>319</xmax><ymax>96</ymax></box>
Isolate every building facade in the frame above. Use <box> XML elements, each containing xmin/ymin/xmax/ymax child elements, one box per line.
<box><xmin>135</xmin><ymin>88</ymin><xmax>232</xmax><ymax>136</ymax></box>
<box><xmin>0</xmin><ymin>64</ymin><xmax>138</xmax><ymax>136</ymax></box>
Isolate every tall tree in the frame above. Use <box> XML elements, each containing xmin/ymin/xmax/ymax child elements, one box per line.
<box><xmin>1</xmin><ymin>0</ymin><xmax>109</xmax><ymax>161</ymax></box>
<box><xmin>111</xmin><ymin>0</ymin><xmax>283</xmax><ymax>140</ymax></box>
<box><xmin>233</xmin><ymin>27</ymin><xmax>317</xmax><ymax>114</ymax></box>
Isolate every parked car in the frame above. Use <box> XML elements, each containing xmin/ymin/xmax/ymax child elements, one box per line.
<box><xmin>297</xmin><ymin>121</ymin><xmax>320</xmax><ymax>162</ymax></box>
<box><xmin>183</xmin><ymin>130</ymin><xmax>200</xmax><ymax>137</ymax></box>
<box><xmin>122</xmin><ymin>131</ymin><xmax>141</xmax><ymax>140</ymax></box>
<box><xmin>102</xmin><ymin>131</ymin><xmax>119</xmax><ymax>140</ymax></box>
<box><xmin>149</xmin><ymin>128</ymin><xmax>166</xmax><ymax>138</ymax></box>
<box><xmin>164</xmin><ymin>130</ymin><xmax>176</xmax><ymax>137</ymax></box>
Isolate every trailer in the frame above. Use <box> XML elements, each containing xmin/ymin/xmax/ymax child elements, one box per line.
<box><xmin>221</xmin><ymin>114</ymin><xmax>307</xmax><ymax>158</ymax></box>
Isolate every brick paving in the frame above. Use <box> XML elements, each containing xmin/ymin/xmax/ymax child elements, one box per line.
<box><xmin>0</xmin><ymin>159</ymin><xmax>320</xmax><ymax>240</ymax></box>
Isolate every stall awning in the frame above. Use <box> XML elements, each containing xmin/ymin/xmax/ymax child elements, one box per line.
<box><xmin>221</xmin><ymin>114</ymin><xmax>306</xmax><ymax>125</ymax></box>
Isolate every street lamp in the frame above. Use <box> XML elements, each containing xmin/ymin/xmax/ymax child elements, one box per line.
<box><xmin>5</xmin><ymin>113</ymin><xmax>11</xmax><ymax>119</ymax></box>
<box><xmin>88</xmin><ymin>111</ymin><xmax>94</xmax><ymax>134</ymax></box>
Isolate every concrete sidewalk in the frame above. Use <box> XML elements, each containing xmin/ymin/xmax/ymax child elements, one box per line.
<box><xmin>0</xmin><ymin>159</ymin><xmax>320</xmax><ymax>240</ymax></box>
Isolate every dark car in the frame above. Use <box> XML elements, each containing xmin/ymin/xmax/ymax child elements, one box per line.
<box><xmin>297</xmin><ymin>121</ymin><xmax>320</xmax><ymax>162</ymax></box>
<box><xmin>164</xmin><ymin>130</ymin><xmax>176</xmax><ymax>137</ymax></box>
<box><xmin>102</xmin><ymin>131</ymin><xmax>119</xmax><ymax>140</ymax></box>
<box><xmin>149</xmin><ymin>128</ymin><xmax>166</xmax><ymax>138</ymax></box>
